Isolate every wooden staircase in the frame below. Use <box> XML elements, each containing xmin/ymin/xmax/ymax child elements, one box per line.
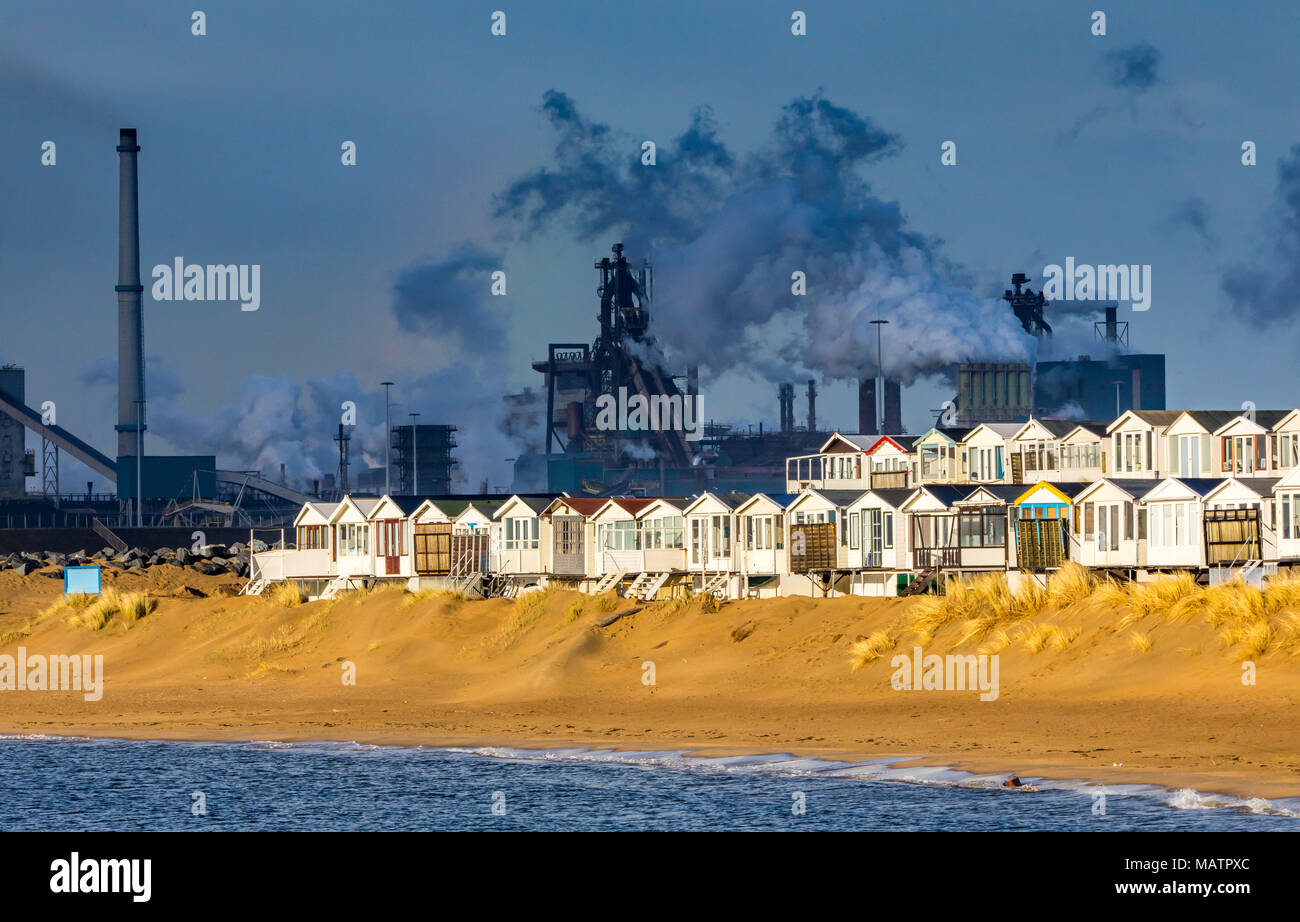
<box><xmin>901</xmin><ymin>564</ymin><xmax>941</xmax><ymax>597</ymax></box>
<box><xmin>625</xmin><ymin>572</ymin><xmax>669</xmax><ymax>600</ymax></box>
<box><xmin>592</xmin><ymin>568</ymin><xmax>626</xmax><ymax>595</ymax></box>
<box><xmin>700</xmin><ymin>573</ymin><xmax>729</xmax><ymax>600</ymax></box>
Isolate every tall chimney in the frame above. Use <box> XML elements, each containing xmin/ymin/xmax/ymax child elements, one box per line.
<box><xmin>883</xmin><ymin>379</ymin><xmax>903</xmax><ymax>433</ymax></box>
<box><xmin>116</xmin><ymin>128</ymin><xmax>145</xmax><ymax>460</ymax></box>
<box><xmin>806</xmin><ymin>379</ymin><xmax>817</xmax><ymax>432</ymax></box>
<box><xmin>1105</xmin><ymin>305</ymin><xmax>1118</xmax><ymax>343</ymax></box>
<box><xmin>859</xmin><ymin>378</ymin><xmax>878</xmax><ymax>434</ymax></box>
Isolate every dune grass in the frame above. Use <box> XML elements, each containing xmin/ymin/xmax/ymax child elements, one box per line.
<box><xmin>269</xmin><ymin>582</ymin><xmax>307</xmax><ymax>608</ymax></box>
<box><xmin>907</xmin><ymin>572</ymin><xmax>1048</xmax><ymax>648</ymax></box>
<box><xmin>400</xmin><ymin>587</ymin><xmax>467</xmax><ymax>608</ymax></box>
<box><xmin>60</xmin><ymin>590</ymin><xmax>154</xmax><ymax>626</ymax></box>
<box><xmin>888</xmin><ymin>563</ymin><xmax>1300</xmax><ymax>663</ymax></box>
<box><xmin>1017</xmin><ymin>621</ymin><xmax>1079</xmax><ymax>654</ymax></box>
<box><xmin>495</xmin><ymin>586</ymin><xmax>561</xmax><ymax>648</ymax></box>
<box><xmin>849</xmin><ymin>630</ymin><xmax>896</xmax><ymax>671</ymax></box>
<box><xmin>63</xmin><ymin>589</ymin><xmax>156</xmax><ymax>631</ymax></box>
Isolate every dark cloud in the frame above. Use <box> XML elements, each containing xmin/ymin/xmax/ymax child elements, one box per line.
<box><xmin>1105</xmin><ymin>42</ymin><xmax>1162</xmax><ymax>93</ymax></box>
<box><xmin>1221</xmin><ymin>145</ymin><xmax>1300</xmax><ymax>326</ymax></box>
<box><xmin>391</xmin><ymin>244</ymin><xmax>506</xmax><ymax>356</ymax></box>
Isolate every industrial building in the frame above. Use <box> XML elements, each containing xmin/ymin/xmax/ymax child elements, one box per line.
<box><xmin>513</xmin><ymin>244</ymin><xmax>828</xmax><ymax>496</ymax></box>
<box><xmin>391</xmin><ymin>424</ymin><xmax>458</xmax><ymax>495</ymax></box>
<box><xmin>954</xmin><ymin>276</ymin><xmax>1167</xmax><ymax>427</ymax></box>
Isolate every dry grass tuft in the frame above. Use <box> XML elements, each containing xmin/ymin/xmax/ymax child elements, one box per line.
<box><xmin>400</xmin><ymin>587</ymin><xmax>467</xmax><ymax>607</ymax></box>
<box><xmin>1129</xmin><ymin>630</ymin><xmax>1153</xmax><ymax>653</ymax></box>
<box><xmin>848</xmin><ymin>630</ymin><xmax>896</xmax><ymax>671</ymax></box>
<box><xmin>269</xmin><ymin>582</ymin><xmax>307</xmax><ymax>608</ymax></box>
<box><xmin>1017</xmin><ymin>622</ymin><xmax>1078</xmax><ymax>654</ymax></box>
<box><xmin>65</xmin><ymin>589</ymin><xmax>155</xmax><ymax>631</ymax></box>
<box><xmin>1047</xmin><ymin>562</ymin><xmax>1095</xmax><ymax>608</ymax></box>
<box><xmin>494</xmin><ymin>587</ymin><xmax>560</xmax><ymax>647</ymax></box>
<box><xmin>906</xmin><ymin>573</ymin><xmax>1049</xmax><ymax>646</ymax></box>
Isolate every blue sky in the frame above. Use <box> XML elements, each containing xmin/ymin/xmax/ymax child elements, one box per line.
<box><xmin>4</xmin><ymin>1</ymin><xmax>1299</xmax><ymax>491</ymax></box>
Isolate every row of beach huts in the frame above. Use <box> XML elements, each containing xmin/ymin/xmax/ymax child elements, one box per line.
<box><xmin>247</xmin><ymin>408</ymin><xmax>1300</xmax><ymax>600</ymax></box>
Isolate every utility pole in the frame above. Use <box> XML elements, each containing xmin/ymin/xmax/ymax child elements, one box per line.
<box><xmin>380</xmin><ymin>381</ymin><xmax>394</xmax><ymax>494</ymax></box>
<box><xmin>409</xmin><ymin>412</ymin><xmax>421</xmax><ymax>495</ymax></box>
<box><xmin>870</xmin><ymin>318</ymin><xmax>889</xmax><ymax>434</ymax></box>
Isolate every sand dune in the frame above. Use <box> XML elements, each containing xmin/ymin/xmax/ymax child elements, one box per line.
<box><xmin>1</xmin><ymin>567</ymin><xmax>1298</xmax><ymax>799</ymax></box>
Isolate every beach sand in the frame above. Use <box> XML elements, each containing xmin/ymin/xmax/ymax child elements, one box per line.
<box><xmin>0</xmin><ymin>569</ymin><xmax>1297</xmax><ymax>800</ymax></box>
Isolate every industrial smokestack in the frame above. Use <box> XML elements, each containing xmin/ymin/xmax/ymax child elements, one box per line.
<box><xmin>859</xmin><ymin>377</ymin><xmax>902</xmax><ymax>434</ymax></box>
<box><xmin>859</xmin><ymin>378</ymin><xmax>877</xmax><ymax>434</ymax></box>
<box><xmin>1105</xmin><ymin>305</ymin><xmax>1118</xmax><ymax>343</ymax></box>
<box><xmin>116</xmin><ymin>128</ymin><xmax>145</xmax><ymax>460</ymax></box>
<box><xmin>806</xmin><ymin>379</ymin><xmax>817</xmax><ymax>432</ymax></box>
<box><xmin>778</xmin><ymin>382</ymin><xmax>794</xmax><ymax>433</ymax></box>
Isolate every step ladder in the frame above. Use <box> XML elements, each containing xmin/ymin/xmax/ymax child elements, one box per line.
<box><xmin>240</xmin><ymin>576</ymin><xmax>267</xmax><ymax>596</ymax></box>
<box><xmin>626</xmin><ymin>572</ymin><xmax>669</xmax><ymax>600</ymax></box>
<box><xmin>592</xmin><ymin>568</ymin><xmax>626</xmax><ymax>595</ymax></box>
<box><xmin>701</xmin><ymin>572</ymin><xmax>729</xmax><ymax>600</ymax></box>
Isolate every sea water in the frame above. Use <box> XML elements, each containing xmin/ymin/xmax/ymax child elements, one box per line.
<box><xmin>1</xmin><ymin>736</ymin><xmax>1296</xmax><ymax>831</ymax></box>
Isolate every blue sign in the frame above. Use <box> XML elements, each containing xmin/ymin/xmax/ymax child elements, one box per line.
<box><xmin>64</xmin><ymin>566</ymin><xmax>102</xmax><ymax>596</ymax></box>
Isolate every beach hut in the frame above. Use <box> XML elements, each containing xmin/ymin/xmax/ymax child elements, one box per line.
<box><xmin>782</xmin><ymin>488</ymin><xmax>863</xmax><ymax>596</ymax></box>
<box><xmin>898</xmin><ymin>485</ymin><xmax>970</xmax><ymax>575</ymax></box>
<box><xmin>1213</xmin><ymin>411</ymin><xmax>1292</xmax><ymax>476</ymax></box>
<box><xmin>1009</xmin><ymin>482</ymin><xmax>1088</xmax><ymax>571</ymax></box>
<box><xmin>364</xmin><ymin>494</ymin><xmax>424</xmax><ymax>580</ymax></box>
<box><xmin>628</xmin><ymin>498</ymin><xmax>689</xmax><ymax>599</ymax></box>
<box><xmin>1201</xmin><ymin>477</ymin><xmax>1280</xmax><ymax>570</ymax></box>
<box><xmin>843</xmin><ymin>488</ymin><xmax>912</xmax><ymax>596</ymax></box>
<box><xmin>1106</xmin><ymin>410</ymin><xmax>1180</xmax><ymax>479</ymax></box>
<box><xmin>733</xmin><ymin>493</ymin><xmax>794</xmax><ymax>598</ymax></box>
<box><xmin>587</xmin><ymin>497</ymin><xmax>655</xmax><ymax>584</ymax></box>
<box><xmin>326</xmin><ymin>495</ymin><xmax>382</xmax><ymax>586</ymax></box>
<box><xmin>493</xmin><ymin>495</ymin><xmax>552</xmax><ymax>583</ymax></box>
<box><xmin>1270</xmin><ymin>409</ymin><xmax>1300</xmax><ymax>472</ymax></box>
<box><xmin>961</xmin><ymin>423</ymin><xmax>1019</xmax><ymax>484</ymax></box>
<box><xmin>1007</xmin><ymin>418</ymin><xmax>1102</xmax><ymax>484</ymax></box>
<box><xmin>784</xmin><ymin>432</ymin><xmax>871</xmax><ymax>492</ymax></box>
<box><xmin>1272</xmin><ymin>466</ymin><xmax>1300</xmax><ymax>565</ymax></box>
<box><xmin>1057</xmin><ymin>423</ymin><xmax>1109</xmax><ymax>480</ymax></box>
<box><xmin>1139</xmin><ymin>477</ymin><xmax>1222</xmax><ymax>570</ymax></box>
<box><xmin>682</xmin><ymin>492</ymin><xmax>750</xmax><ymax>598</ymax></box>
<box><xmin>540</xmin><ymin>496</ymin><xmax>608</xmax><ymax>587</ymax></box>
<box><xmin>951</xmin><ymin>484</ymin><xmax>1021</xmax><ymax>572</ymax></box>
<box><xmin>914</xmin><ymin>427</ymin><xmax>971</xmax><ymax>484</ymax></box>
<box><xmin>1165</xmin><ymin>411</ymin><xmax>1236</xmax><ymax>478</ymax></box>
<box><xmin>864</xmin><ymin>435</ymin><xmax>917</xmax><ymax>490</ymax></box>
<box><xmin>248</xmin><ymin>500</ymin><xmax>339</xmax><ymax>594</ymax></box>
<box><xmin>1070</xmin><ymin>479</ymin><xmax>1145</xmax><ymax>572</ymax></box>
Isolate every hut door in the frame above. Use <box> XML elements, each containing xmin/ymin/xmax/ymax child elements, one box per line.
<box><xmin>381</xmin><ymin>520</ymin><xmax>401</xmax><ymax>575</ymax></box>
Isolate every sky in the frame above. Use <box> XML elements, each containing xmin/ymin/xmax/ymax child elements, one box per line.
<box><xmin>4</xmin><ymin>0</ymin><xmax>1300</xmax><ymax>494</ymax></box>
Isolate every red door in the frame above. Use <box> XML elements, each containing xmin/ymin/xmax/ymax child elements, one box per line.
<box><xmin>384</xmin><ymin>520</ymin><xmax>401</xmax><ymax>575</ymax></box>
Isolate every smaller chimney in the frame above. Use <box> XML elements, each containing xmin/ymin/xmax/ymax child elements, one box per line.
<box><xmin>1105</xmin><ymin>306</ymin><xmax>1118</xmax><ymax>342</ymax></box>
<box><xmin>806</xmin><ymin>379</ymin><xmax>817</xmax><ymax>432</ymax></box>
